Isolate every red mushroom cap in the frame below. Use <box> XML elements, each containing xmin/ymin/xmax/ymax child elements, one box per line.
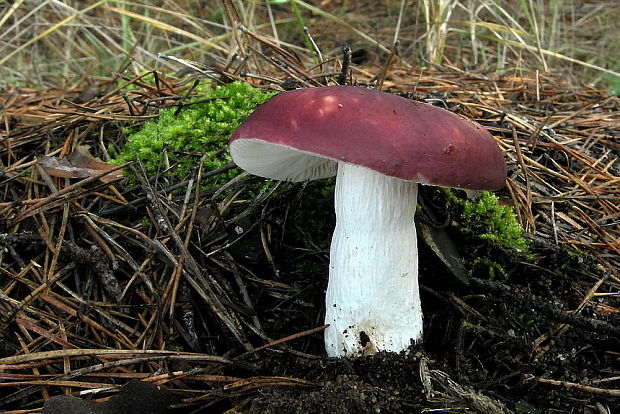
<box><xmin>230</xmin><ymin>86</ymin><xmax>506</xmax><ymax>190</ymax></box>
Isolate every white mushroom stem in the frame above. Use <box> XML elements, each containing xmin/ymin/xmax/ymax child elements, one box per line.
<box><xmin>324</xmin><ymin>162</ymin><xmax>422</xmax><ymax>357</ymax></box>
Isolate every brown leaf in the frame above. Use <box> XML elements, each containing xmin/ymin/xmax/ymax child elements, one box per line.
<box><xmin>38</xmin><ymin>145</ymin><xmax>124</xmax><ymax>183</ymax></box>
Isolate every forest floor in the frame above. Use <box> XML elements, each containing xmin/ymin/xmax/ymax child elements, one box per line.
<box><xmin>0</xmin><ymin>6</ymin><xmax>619</xmax><ymax>412</ymax></box>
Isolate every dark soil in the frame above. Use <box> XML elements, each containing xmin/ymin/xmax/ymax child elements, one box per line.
<box><xmin>43</xmin><ymin>381</ymin><xmax>180</xmax><ymax>414</ymax></box>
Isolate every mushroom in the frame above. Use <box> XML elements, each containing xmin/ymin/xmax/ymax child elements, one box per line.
<box><xmin>229</xmin><ymin>86</ymin><xmax>506</xmax><ymax>357</ymax></box>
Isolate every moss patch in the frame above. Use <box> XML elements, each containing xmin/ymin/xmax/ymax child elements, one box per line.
<box><xmin>438</xmin><ymin>189</ymin><xmax>530</xmax><ymax>280</ymax></box>
<box><xmin>113</xmin><ymin>81</ymin><xmax>276</xmax><ymax>187</ymax></box>
<box><xmin>445</xmin><ymin>189</ymin><xmax>528</xmax><ymax>253</ymax></box>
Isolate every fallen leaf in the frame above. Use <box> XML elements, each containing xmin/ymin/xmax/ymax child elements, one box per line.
<box><xmin>38</xmin><ymin>145</ymin><xmax>124</xmax><ymax>183</ymax></box>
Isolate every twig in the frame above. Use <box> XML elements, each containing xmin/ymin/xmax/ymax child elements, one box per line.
<box><xmin>528</xmin><ymin>375</ymin><xmax>620</xmax><ymax>397</ymax></box>
<box><xmin>337</xmin><ymin>43</ymin><xmax>351</xmax><ymax>85</ymax></box>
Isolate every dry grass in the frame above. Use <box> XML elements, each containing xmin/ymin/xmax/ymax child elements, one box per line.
<box><xmin>0</xmin><ymin>1</ymin><xmax>619</xmax><ymax>88</ymax></box>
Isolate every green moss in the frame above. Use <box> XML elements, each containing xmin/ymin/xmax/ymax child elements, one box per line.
<box><xmin>113</xmin><ymin>81</ymin><xmax>276</xmax><ymax>187</ymax></box>
<box><xmin>440</xmin><ymin>189</ymin><xmax>530</xmax><ymax>280</ymax></box>
<box><xmin>445</xmin><ymin>189</ymin><xmax>529</xmax><ymax>253</ymax></box>
<box><xmin>469</xmin><ymin>256</ymin><xmax>507</xmax><ymax>280</ymax></box>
